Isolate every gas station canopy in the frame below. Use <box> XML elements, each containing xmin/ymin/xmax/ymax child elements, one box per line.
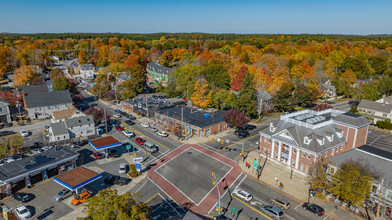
<box><xmin>54</xmin><ymin>166</ymin><xmax>102</xmax><ymax>191</ymax></box>
<box><xmin>88</xmin><ymin>135</ymin><xmax>122</xmax><ymax>151</ymax></box>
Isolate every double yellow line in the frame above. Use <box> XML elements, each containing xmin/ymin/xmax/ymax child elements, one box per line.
<box><xmin>231</xmin><ymin>195</ymin><xmax>272</xmax><ymax>220</ymax></box>
<box><xmin>218</xmin><ymin>133</ymin><xmax>259</xmax><ymax>151</ymax></box>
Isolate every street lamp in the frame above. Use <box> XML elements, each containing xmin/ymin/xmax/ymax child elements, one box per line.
<box><xmin>211</xmin><ymin>171</ymin><xmax>221</xmax><ymax>216</ymax></box>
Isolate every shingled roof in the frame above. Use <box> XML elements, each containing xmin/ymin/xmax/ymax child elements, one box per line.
<box><xmin>24</xmin><ymin>90</ymin><xmax>72</xmax><ymax>108</ymax></box>
<box><xmin>358</xmin><ymin>99</ymin><xmax>392</xmax><ymax>114</ymax></box>
<box><xmin>52</xmin><ymin>105</ymin><xmax>78</xmax><ymax>120</ymax></box>
<box><xmin>147</xmin><ymin>62</ymin><xmax>173</xmax><ymax>75</ymax></box>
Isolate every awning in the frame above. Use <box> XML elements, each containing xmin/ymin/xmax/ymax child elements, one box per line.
<box><xmin>54</xmin><ymin>166</ymin><xmax>102</xmax><ymax>191</ymax></box>
<box><xmin>88</xmin><ymin>135</ymin><xmax>122</xmax><ymax>151</ymax></box>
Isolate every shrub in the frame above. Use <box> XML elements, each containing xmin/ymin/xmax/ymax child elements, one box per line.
<box><xmin>128</xmin><ymin>164</ymin><xmax>140</xmax><ymax>178</ymax></box>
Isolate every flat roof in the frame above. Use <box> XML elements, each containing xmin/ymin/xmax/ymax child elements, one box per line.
<box><xmin>54</xmin><ymin>166</ymin><xmax>101</xmax><ymax>191</ymax></box>
<box><xmin>0</xmin><ymin>147</ymin><xmax>79</xmax><ymax>184</ymax></box>
<box><xmin>88</xmin><ymin>135</ymin><xmax>122</xmax><ymax>150</ymax></box>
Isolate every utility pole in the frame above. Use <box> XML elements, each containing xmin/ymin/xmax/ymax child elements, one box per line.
<box><xmin>104</xmin><ymin>108</ymin><xmax>108</xmax><ymax>135</ymax></box>
<box><xmin>211</xmin><ymin>171</ymin><xmax>221</xmax><ymax>217</ymax></box>
<box><xmin>181</xmin><ymin>107</ymin><xmax>184</xmax><ymax>139</ymax></box>
<box><xmin>144</xmin><ymin>94</ymin><xmax>149</xmax><ymax>122</ymax></box>
<box><xmin>376</xmin><ymin>178</ymin><xmax>384</xmax><ymax>220</ymax></box>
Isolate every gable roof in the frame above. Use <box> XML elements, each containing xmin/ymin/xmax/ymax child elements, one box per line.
<box><xmin>24</xmin><ymin>90</ymin><xmax>72</xmax><ymax>108</ymax></box>
<box><xmin>0</xmin><ymin>98</ymin><xmax>9</xmax><ymax>106</ymax></box>
<box><xmin>147</xmin><ymin>62</ymin><xmax>173</xmax><ymax>75</ymax></box>
<box><xmin>358</xmin><ymin>99</ymin><xmax>392</xmax><ymax>114</ymax></box>
<box><xmin>64</xmin><ymin>115</ymin><xmax>93</xmax><ymax>127</ymax></box>
<box><xmin>257</xmin><ymin>87</ymin><xmax>272</xmax><ymax>100</ymax></box>
<box><xmin>17</xmin><ymin>85</ymin><xmax>49</xmax><ymax>95</ymax></box>
<box><xmin>52</xmin><ymin>105</ymin><xmax>78</xmax><ymax>120</ymax></box>
<box><xmin>50</xmin><ymin>121</ymin><xmax>68</xmax><ymax>136</ymax></box>
<box><xmin>117</xmin><ymin>72</ymin><xmax>131</xmax><ymax>81</ymax></box>
<box><xmin>333</xmin><ymin>112</ymin><xmax>371</xmax><ymax>128</ymax></box>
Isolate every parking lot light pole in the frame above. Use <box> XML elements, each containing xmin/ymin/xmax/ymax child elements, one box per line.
<box><xmin>212</xmin><ymin>171</ymin><xmax>221</xmax><ymax>216</ymax></box>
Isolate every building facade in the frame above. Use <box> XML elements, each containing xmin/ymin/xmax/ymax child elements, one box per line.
<box><xmin>146</xmin><ymin>62</ymin><xmax>173</xmax><ymax>83</ymax></box>
<box><xmin>358</xmin><ymin>99</ymin><xmax>392</xmax><ymax>123</ymax></box>
<box><xmin>259</xmin><ymin>109</ymin><xmax>370</xmax><ymax>175</ymax></box>
<box><xmin>49</xmin><ymin>115</ymin><xmax>96</xmax><ymax>142</ymax></box>
<box><xmin>0</xmin><ymin>99</ymin><xmax>11</xmax><ymax>123</ymax></box>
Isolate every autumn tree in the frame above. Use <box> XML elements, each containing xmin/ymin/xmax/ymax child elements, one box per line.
<box><xmin>294</xmin><ymin>84</ymin><xmax>314</xmax><ymax>108</ymax></box>
<box><xmin>84</xmin><ymin>107</ymin><xmax>108</xmax><ymax>123</ymax></box>
<box><xmin>78</xmin><ymin>49</ymin><xmax>88</xmax><ymax>65</ymax></box>
<box><xmin>236</xmin><ymin>72</ymin><xmax>257</xmax><ymax>118</ymax></box>
<box><xmin>191</xmin><ymin>79</ymin><xmax>211</xmax><ymax>108</ymax></box>
<box><xmin>80</xmin><ymin>188</ymin><xmax>151</xmax><ymax>220</ymax></box>
<box><xmin>273</xmin><ymin>82</ymin><xmax>296</xmax><ymax>112</ymax></box>
<box><xmin>369</xmin><ymin>55</ymin><xmax>388</xmax><ymax>76</ymax></box>
<box><xmin>117</xmin><ymin>80</ymin><xmax>136</xmax><ymax>100</ymax></box>
<box><xmin>200</xmin><ymin>60</ymin><xmax>230</xmax><ymax>90</ymax></box>
<box><xmin>309</xmin><ymin>157</ymin><xmax>330</xmax><ymax>195</ymax></box>
<box><xmin>223</xmin><ymin>109</ymin><xmax>249</xmax><ymax>128</ymax></box>
<box><xmin>49</xmin><ymin>68</ymin><xmax>64</xmax><ymax>79</ymax></box>
<box><xmin>328</xmin><ymin>50</ymin><xmax>346</xmax><ymax>73</ymax></box>
<box><xmin>175</xmin><ymin>65</ymin><xmax>200</xmax><ymax>99</ymax></box>
<box><xmin>53</xmin><ymin>76</ymin><xmax>71</xmax><ymax>91</ymax></box>
<box><xmin>0</xmin><ymin>91</ymin><xmax>20</xmax><ymax>108</ymax></box>
<box><xmin>231</xmin><ymin>65</ymin><xmax>247</xmax><ymax>91</ymax></box>
<box><xmin>312</xmin><ymin>104</ymin><xmax>332</xmax><ymax>111</ymax></box>
<box><xmin>290</xmin><ymin>60</ymin><xmax>312</xmax><ymax>83</ymax></box>
<box><xmin>342</xmin><ymin>56</ymin><xmax>372</xmax><ymax>80</ymax></box>
<box><xmin>14</xmin><ymin>65</ymin><xmax>40</xmax><ymax>86</ymax></box>
<box><xmin>0</xmin><ymin>134</ymin><xmax>24</xmax><ymax>157</ymax></box>
<box><xmin>330</xmin><ymin>159</ymin><xmax>373</xmax><ymax>206</ymax></box>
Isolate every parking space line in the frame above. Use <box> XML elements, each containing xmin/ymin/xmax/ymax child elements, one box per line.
<box><xmin>145</xmin><ymin>193</ymin><xmax>158</xmax><ymax>203</ymax></box>
<box><xmin>231</xmin><ymin>195</ymin><xmax>273</xmax><ymax>220</ymax></box>
<box><xmin>147</xmin><ymin>177</ymin><xmax>186</xmax><ymax>213</ymax></box>
<box><xmin>218</xmin><ymin>134</ymin><xmax>259</xmax><ymax>151</ymax></box>
<box><xmin>158</xmin><ymin>193</ymin><xmax>183</xmax><ymax>216</ymax></box>
<box><xmin>294</xmin><ymin>203</ymin><xmax>302</xmax><ymax>210</ymax></box>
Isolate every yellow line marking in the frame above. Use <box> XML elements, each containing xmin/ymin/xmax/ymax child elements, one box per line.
<box><xmin>145</xmin><ymin>193</ymin><xmax>158</xmax><ymax>203</ymax></box>
<box><xmin>122</xmin><ymin>124</ymin><xmax>170</xmax><ymax>151</ymax></box>
<box><xmin>231</xmin><ymin>195</ymin><xmax>272</xmax><ymax>220</ymax></box>
<box><xmin>219</xmin><ymin>133</ymin><xmax>259</xmax><ymax>151</ymax></box>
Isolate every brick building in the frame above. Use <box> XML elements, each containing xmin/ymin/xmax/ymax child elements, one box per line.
<box><xmin>259</xmin><ymin>109</ymin><xmax>370</xmax><ymax>175</ymax></box>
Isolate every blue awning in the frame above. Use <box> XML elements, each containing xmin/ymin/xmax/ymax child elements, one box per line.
<box><xmin>53</xmin><ymin>166</ymin><xmax>102</xmax><ymax>191</ymax></box>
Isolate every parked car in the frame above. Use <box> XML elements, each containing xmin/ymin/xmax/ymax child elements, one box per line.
<box><xmin>15</xmin><ymin>205</ymin><xmax>31</xmax><ymax>219</ymax></box>
<box><xmin>123</xmin><ymin>130</ymin><xmax>135</xmax><ymax>137</ymax></box>
<box><xmin>71</xmin><ymin>192</ymin><xmax>91</xmax><ymax>205</ymax></box>
<box><xmin>114</xmin><ymin>177</ymin><xmax>128</xmax><ymax>186</ymax></box>
<box><xmin>74</xmin><ymin>140</ymin><xmax>89</xmax><ymax>146</ymax></box>
<box><xmin>157</xmin><ymin>131</ymin><xmax>168</xmax><ymax>137</ymax></box>
<box><xmin>119</xmin><ymin>163</ymin><xmax>127</xmax><ymax>174</ymax></box>
<box><xmin>93</xmin><ymin>152</ymin><xmax>103</xmax><ymax>159</ymax></box>
<box><xmin>113</xmin><ymin>113</ymin><xmax>121</xmax><ymax>118</ymax></box>
<box><xmin>110</xmin><ymin>120</ymin><xmax>118</xmax><ymax>126</ymax></box>
<box><xmin>54</xmin><ymin>188</ymin><xmax>73</xmax><ymax>201</ymax></box>
<box><xmin>302</xmin><ymin>203</ymin><xmax>325</xmax><ymax>216</ymax></box>
<box><xmin>20</xmin><ymin>130</ymin><xmax>29</xmax><ymax>137</ymax></box>
<box><xmin>144</xmin><ymin>142</ymin><xmax>158</xmax><ymax>153</ymax></box>
<box><xmin>104</xmin><ymin>175</ymin><xmax>120</xmax><ymax>185</ymax></box>
<box><xmin>127</xmin><ymin>115</ymin><xmax>136</xmax><ymax>120</ymax></box>
<box><xmin>141</xmin><ymin>123</ymin><xmax>149</xmax><ymax>127</ymax></box>
<box><xmin>124</xmin><ymin>120</ymin><xmax>135</xmax><ymax>125</ymax></box>
<box><xmin>243</xmin><ymin>124</ymin><xmax>257</xmax><ymax>130</ymax></box>
<box><xmin>3</xmin><ymin>157</ymin><xmax>15</xmax><ymax>164</ymax></box>
<box><xmin>135</xmin><ymin>137</ymin><xmax>146</xmax><ymax>145</ymax></box>
<box><xmin>237</xmin><ymin>131</ymin><xmax>250</xmax><ymax>138</ymax></box>
<box><xmin>115</xmin><ymin>125</ymin><xmax>124</xmax><ymax>131</ymax></box>
<box><xmin>41</xmin><ymin>146</ymin><xmax>53</xmax><ymax>151</ymax></box>
<box><xmin>107</xmin><ymin>149</ymin><xmax>118</xmax><ymax>158</ymax></box>
<box><xmin>271</xmin><ymin>198</ymin><xmax>291</xmax><ymax>209</ymax></box>
<box><xmin>13</xmin><ymin>193</ymin><xmax>34</xmax><ymax>203</ymax></box>
<box><xmin>12</xmin><ymin>154</ymin><xmax>26</xmax><ymax>160</ymax></box>
<box><xmin>30</xmin><ymin>148</ymin><xmax>43</xmax><ymax>154</ymax></box>
<box><xmin>149</xmin><ymin>127</ymin><xmax>158</xmax><ymax>132</ymax></box>
<box><xmin>120</xmin><ymin>111</ymin><xmax>128</xmax><ymax>116</ymax></box>
<box><xmin>260</xmin><ymin>205</ymin><xmax>284</xmax><ymax>220</ymax></box>
<box><xmin>0</xmin><ymin>130</ymin><xmax>16</xmax><ymax>137</ymax></box>
<box><xmin>2</xmin><ymin>122</ymin><xmax>13</xmax><ymax>128</ymax></box>
<box><xmin>232</xmin><ymin>189</ymin><xmax>253</xmax><ymax>201</ymax></box>
<box><xmin>234</xmin><ymin>126</ymin><xmax>245</xmax><ymax>135</ymax></box>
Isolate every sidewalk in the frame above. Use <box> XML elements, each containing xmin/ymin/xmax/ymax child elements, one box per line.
<box><xmin>239</xmin><ymin>151</ymin><xmax>363</xmax><ymax>220</ymax></box>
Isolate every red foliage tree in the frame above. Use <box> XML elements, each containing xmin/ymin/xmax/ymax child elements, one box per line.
<box><xmin>223</xmin><ymin>109</ymin><xmax>250</xmax><ymax>128</ymax></box>
<box><xmin>0</xmin><ymin>91</ymin><xmax>20</xmax><ymax>108</ymax></box>
<box><xmin>231</xmin><ymin>66</ymin><xmax>247</xmax><ymax>91</ymax></box>
<box><xmin>84</xmin><ymin>107</ymin><xmax>108</xmax><ymax>123</ymax></box>
<box><xmin>311</xmin><ymin>103</ymin><xmax>333</xmax><ymax>111</ymax></box>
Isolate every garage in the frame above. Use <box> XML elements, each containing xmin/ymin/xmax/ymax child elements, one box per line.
<box><xmin>11</xmin><ymin>178</ymin><xmax>25</xmax><ymax>193</ymax></box>
<box><xmin>30</xmin><ymin>172</ymin><xmax>43</xmax><ymax>185</ymax></box>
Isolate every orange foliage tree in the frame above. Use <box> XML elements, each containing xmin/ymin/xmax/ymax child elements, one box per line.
<box><xmin>14</xmin><ymin>65</ymin><xmax>38</xmax><ymax>86</ymax></box>
<box><xmin>191</xmin><ymin>79</ymin><xmax>211</xmax><ymax>108</ymax></box>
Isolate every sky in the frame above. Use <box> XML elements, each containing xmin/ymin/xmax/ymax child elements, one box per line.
<box><xmin>0</xmin><ymin>0</ymin><xmax>391</xmax><ymax>34</ymax></box>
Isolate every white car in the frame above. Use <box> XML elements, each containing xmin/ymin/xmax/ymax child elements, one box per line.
<box><xmin>233</xmin><ymin>189</ymin><xmax>253</xmax><ymax>201</ymax></box>
<box><xmin>20</xmin><ymin>130</ymin><xmax>29</xmax><ymax>137</ymax></box>
<box><xmin>113</xmin><ymin>113</ymin><xmax>121</xmax><ymax>118</ymax></box>
<box><xmin>141</xmin><ymin>123</ymin><xmax>149</xmax><ymax>128</ymax></box>
<box><xmin>157</xmin><ymin>131</ymin><xmax>168</xmax><ymax>137</ymax></box>
<box><xmin>119</xmin><ymin>163</ymin><xmax>127</xmax><ymax>174</ymax></box>
<box><xmin>41</xmin><ymin>146</ymin><xmax>53</xmax><ymax>151</ymax></box>
<box><xmin>149</xmin><ymin>127</ymin><xmax>158</xmax><ymax>132</ymax></box>
<box><xmin>122</xmin><ymin>130</ymin><xmax>135</xmax><ymax>137</ymax></box>
<box><xmin>15</xmin><ymin>205</ymin><xmax>31</xmax><ymax>219</ymax></box>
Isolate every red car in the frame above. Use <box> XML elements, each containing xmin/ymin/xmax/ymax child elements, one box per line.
<box><xmin>115</xmin><ymin>125</ymin><xmax>124</xmax><ymax>131</ymax></box>
<box><xmin>135</xmin><ymin>137</ymin><xmax>146</xmax><ymax>145</ymax></box>
<box><xmin>93</xmin><ymin>152</ymin><xmax>103</xmax><ymax>159</ymax></box>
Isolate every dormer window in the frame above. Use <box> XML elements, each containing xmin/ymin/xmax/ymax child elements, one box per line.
<box><xmin>304</xmin><ymin>136</ymin><xmax>311</xmax><ymax>145</ymax></box>
<box><xmin>326</xmin><ymin>135</ymin><xmax>334</xmax><ymax>142</ymax></box>
<box><xmin>317</xmin><ymin>138</ymin><xmax>325</xmax><ymax>146</ymax></box>
<box><xmin>269</xmin><ymin>123</ymin><xmax>276</xmax><ymax>132</ymax></box>
<box><xmin>336</xmin><ymin>130</ymin><xmax>343</xmax><ymax>138</ymax></box>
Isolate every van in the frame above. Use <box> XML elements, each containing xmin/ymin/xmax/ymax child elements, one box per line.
<box><xmin>144</xmin><ymin>142</ymin><xmax>158</xmax><ymax>153</ymax></box>
<box><xmin>260</xmin><ymin>205</ymin><xmax>284</xmax><ymax>219</ymax></box>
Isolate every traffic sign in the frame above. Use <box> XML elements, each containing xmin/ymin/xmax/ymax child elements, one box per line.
<box><xmin>254</xmin><ymin>160</ymin><xmax>259</xmax><ymax>170</ymax></box>
<box><xmin>231</xmin><ymin>206</ymin><xmax>237</xmax><ymax>216</ymax></box>
<box><xmin>133</xmin><ymin>157</ymin><xmax>143</xmax><ymax>163</ymax></box>
<box><xmin>135</xmin><ymin>163</ymin><xmax>141</xmax><ymax>172</ymax></box>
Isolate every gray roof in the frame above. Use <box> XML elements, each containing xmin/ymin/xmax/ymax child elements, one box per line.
<box><xmin>147</xmin><ymin>62</ymin><xmax>173</xmax><ymax>75</ymax></box>
<box><xmin>50</xmin><ymin>121</ymin><xmax>68</xmax><ymax>136</ymax></box>
<box><xmin>333</xmin><ymin>112</ymin><xmax>371</xmax><ymax>128</ymax></box>
<box><xmin>261</xmin><ymin>120</ymin><xmax>346</xmax><ymax>153</ymax></box>
<box><xmin>0</xmin><ymin>98</ymin><xmax>9</xmax><ymax>106</ymax></box>
<box><xmin>321</xmin><ymin>84</ymin><xmax>336</xmax><ymax>90</ymax></box>
<box><xmin>24</xmin><ymin>90</ymin><xmax>72</xmax><ymax>108</ymax></box>
<box><xmin>0</xmin><ymin>146</ymin><xmax>79</xmax><ymax>183</ymax></box>
<box><xmin>80</xmin><ymin>64</ymin><xmax>94</xmax><ymax>71</ymax></box>
<box><xmin>64</xmin><ymin>115</ymin><xmax>94</xmax><ymax>127</ymax></box>
<box><xmin>17</xmin><ymin>85</ymin><xmax>48</xmax><ymax>94</ymax></box>
<box><xmin>117</xmin><ymin>73</ymin><xmax>131</xmax><ymax>81</ymax></box>
<box><xmin>358</xmin><ymin>99</ymin><xmax>392</xmax><ymax>114</ymax></box>
<box><xmin>257</xmin><ymin>87</ymin><xmax>272</xmax><ymax>100</ymax></box>
<box><xmin>329</xmin><ymin>145</ymin><xmax>392</xmax><ymax>187</ymax></box>
<box><xmin>156</xmin><ymin>107</ymin><xmax>226</xmax><ymax>129</ymax></box>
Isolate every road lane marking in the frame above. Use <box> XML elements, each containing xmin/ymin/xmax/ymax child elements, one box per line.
<box><xmin>131</xmin><ymin>127</ymin><xmax>170</xmax><ymax>150</ymax></box>
<box><xmin>158</xmin><ymin>193</ymin><xmax>183</xmax><ymax>216</ymax></box>
<box><xmin>231</xmin><ymin>195</ymin><xmax>272</xmax><ymax>220</ymax></box>
<box><xmin>294</xmin><ymin>203</ymin><xmax>302</xmax><ymax>210</ymax></box>
<box><xmin>135</xmin><ymin>179</ymin><xmax>149</xmax><ymax>193</ymax></box>
<box><xmin>145</xmin><ymin>193</ymin><xmax>158</xmax><ymax>203</ymax></box>
<box><xmin>234</xmin><ymin>175</ymin><xmax>247</xmax><ymax>191</ymax></box>
<box><xmin>200</xmin><ymin>144</ymin><xmax>237</xmax><ymax>163</ymax></box>
<box><xmin>323</xmin><ymin>217</ymin><xmax>328</xmax><ymax>220</ymax></box>
<box><xmin>218</xmin><ymin>133</ymin><xmax>259</xmax><ymax>151</ymax></box>
<box><xmin>147</xmin><ymin>177</ymin><xmax>186</xmax><ymax>213</ymax></box>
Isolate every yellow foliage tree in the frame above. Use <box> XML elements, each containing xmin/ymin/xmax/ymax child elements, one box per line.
<box><xmin>14</xmin><ymin>65</ymin><xmax>38</xmax><ymax>86</ymax></box>
<box><xmin>191</xmin><ymin>79</ymin><xmax>210</xmax><ymax>108</ymax></box>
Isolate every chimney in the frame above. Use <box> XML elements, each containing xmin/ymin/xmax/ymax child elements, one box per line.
<box><xmin>382</xmin><ymin>94</ymin><xmax>386</xmax><ymax>104</ymax></box>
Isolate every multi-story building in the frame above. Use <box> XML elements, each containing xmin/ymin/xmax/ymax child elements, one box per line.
<box><xmin>0</xmin><ymin>99</ymin><xmax>11</xmax><ymax>123</ymax></box>
<box><xmin>146</xmin><ymin>62</ymin><xmax>173</xmax><ymax>83</ymax></box>
<box><xmin>259</xmin><ymin>109</ymin><xmax>370</xmax><ymax>174</ymax></box>
<box><xmin>358</xmin><ymin>98</ymin><xmax>392</xmax><ymax>123</ymax></box>
<box><xmin>51</xmin><ymin>105</ymin><xmax>85</xmax><ymax>123</ymax></box>
<box><xmin>49</xmin><ymin>115</ymin><xmax>96</xmax><ymax>142</ymax></box>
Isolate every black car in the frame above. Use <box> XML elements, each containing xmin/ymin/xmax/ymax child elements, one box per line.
<box><xmin>237</xmin><ymin>131</ymin><xmax>250</xmax><ymax>138</ymax></box>
<box><xmin>13</xmin><ymin>193</ymin><xmax>34</xmax><ymax>203</ymax></box>
<box><xmin>124</xmin><ymin>120</ymin><xmax>135</xmax><ymax>125</ymax></box>
<box><xmin>0</xmin><ymin>130</ymin><xmax>16</xmax><ymax>137</ymax></box>
<box><xmin>302</xmin><ymin>203</ymin><xmax>324</xmax><ymax>216</ymax></box>
<box><xmin>2</xmin><ymin>123</ymin><xmax>13</xmax><ymax>128</ymax></box>
<box><xmin>104</xmin><ymin>175</ymin><xmax>120</xmax><ymax>185</ymax></box>
<box><xmin>234</xmin><ymin>126</ymin><xmax>245</xmax><ymax>135</ymax></box>
<box><xmin>12</xmin><ymin>154</ymin><xmax>26</xmax><ymax>160</ymax></box>
<box><xmin>114</xmin><ymin>177</ymin><xmax>128</xmax><ymax>186</ymax></box>
<box><xmin>243</xmin><ymin>124</ymin><xmax>257</xmax><ymax>130</ymax></box>
<box><xmin>107</xmin><ymin>149</ymin><xmax>118</xmax><ymax>158</ymax></box>
<box><xmin>127</xmin><ymin>115</ymin><xmax>136</xmax><ymax>120</ymax></box>
<box><xmin>74</xmin><ymin>140</ymin><xmax>89</xmax><ymax>146</ymax></box>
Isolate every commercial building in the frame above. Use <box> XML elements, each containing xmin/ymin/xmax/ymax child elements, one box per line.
<box><xmin>146</xmin><ymin>62</ymin><xmax>173</xmax><ymax>83</ymax></box>
<box><xmin>0</xmin><ymin>146</ymin><xmax>79</xmax><ymax>198</ymax></box>
<box><xmin>259</xmin><ymin>109</ymin><xmax>370</xmax><ymax>175</ymax></box>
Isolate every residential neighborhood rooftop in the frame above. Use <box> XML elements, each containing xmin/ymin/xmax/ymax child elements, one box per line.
<box><xmin>50</xmin><ymin>121</ymin><xmax>68</xmax><ymax>136</ymax></box>
<box><xmin>24</xmin><ymin>90</ymin><xmax>72</xmax><ymax>108</ymax></box>
<box><xmin>17</xmin><ymin>84</ymin><xmax>49</xmax><ymax>94</ymax></box>
<box><xmin>358</xmin><ymin>99</ymin><xmax>392</xmax><ymax>114</ymax></box>
<box><xmin>52</xmin><ymin>105</ymin><xmax>78</xmax><ymax>120</ymax></box>
<box><xmin>147</xmin><ymin>62</ymin><xmax>173</xmax><ymax>75</ymax></box>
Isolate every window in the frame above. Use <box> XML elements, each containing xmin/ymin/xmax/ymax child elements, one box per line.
<box><xmin>336</xmin><ymin>148</ymin><xmax>338</xmax><ymax>153</ymax></box>
<box><xmin>263</xmin><ymin>148</ymin><xmax>267</xmax><ymax>154</ymax></box>
<box><xmin>268</xmin><ymin>139</ymin><xmax>271</xmax><ymax>144</ymax></box>
<box><xmin>372</xmin><ymin>185</ymin><xmax>378</xmax><ymax>193</ymax></box>
<box><xmin>386</xmin><ymin>190</ymin><xmax>392</xmax><ymax>200</ymax></box>
<box><xmin>63</xmin><ymin>135</ymin><xmax>66</xmax><ymax>139</ymax></box>
<box><xmin>57</xmin><ymin>137</ymin><xmax>60</xmax><ymax>140</ymax></box>
<box><xmin>324</xmin><ymin>152</ymin><xmax>327</xmax><ymax>158</ymax></box>
<box><xmin>305</xmin><ymin>165</ymin><xmax>309</xmax><ymax>173</ymax></box>
<box><xmin>340</xmin><ymin>146</ymin><xmax>343</xmax><ymax>151</ymax></box>
<box><xmin>383</xmin><ymin>113</ymin><xmax>387</xmax><ymax>117</ymax></box>
<box><xmin>329</xmin><ymin>167</ymin><xmax>335</xmax><ymax>174</ymax></box>
<box><xmin>307</xmin><ymin>154</ymin><xmax>310</xmax><ymax>160</ymax></box>
<box><xmin>275</xmin><ymin>141</ymin><xmax>279</xmax><ymax>147</ymax></box>
<box><xmin>293</xmin><ymin>148</ymin><xmax>297</xmax><ymax>154</ymax></box>
<box><xmin>331</xmin><ymin>150</ymin><xmax>334</xmax><ymax>156</ymax></box>
<box><xmin>302</xmin><ymin>152</ymin><xmax>306</xmax><ymax>158</ymax></box>
<box><xmin>300</xmin><ymin>164</ymin><xmax>304</xmax><ymax>171</ymax></box>
<box><xmin>264</xmin><ymin>137</ymin><xmax>267</xmax><ymax>143</ymax></box>
<box><xmin>0</xmin><ymin>108</ymin><xmax>3</xmax><ymax>112</ymax></box>
<box><xmin>275</xmin><ymin>152</ymin><xmax>278</xmax><ymax>159</ymax></box>
<box><xmin>291</xmin><ymin>159</ymin><xmax>296</xmax><ymax>167</ymax></box>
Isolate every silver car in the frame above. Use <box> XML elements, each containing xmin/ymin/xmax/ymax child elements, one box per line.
<box><xmin>260</xmin><ymin>205</ymin><xmax>284</xmax><ymax>219</ymax></box>
<box><xmin>119</xmin><ymin>163</ymin><xmax>127</xmax><ymax>174</ymax></box>
<box><xmin>54</xmin><ymin>188</ymin><xmax>73</xmax><ymax>201</ymax></box>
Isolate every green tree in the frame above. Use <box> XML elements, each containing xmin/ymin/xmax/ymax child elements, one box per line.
<box><xmin>294</xmin><ymin>84</ymin><xmax>313</xmax><ymax>108</ymax></box>
<box><xmin>117</xmin><ymin>80</ymin><xmax>136</xmax><ymax>100</ymax></box>
<box><xmin>330</xmin><ymin>160</ymin><xmax>373</xmax><ymax>206</ymax></box>
<box><xmin>309</xmin><ymin>158</ymin><xmax>330</xmax><ymax>195</ymax></box>
<box><xmin>80</xmin><ymin>188</ymin><xmax>151</xmax><ymax>220</ymax></box>
<box><xmin>328</xmin><ymin>50</ymin><xmax>346</xmax><ymax>73</ymax></box>
<box><xmin>0</xmin><ymin>134</ymin><xmax>24</xmax><ymax>157</ymax></box>
<box><xmin>200</xmin><ymin>60</ymin><xmax>230</xmax><ymax>90</ymax></box>
<box><xmin>378</xmin><ymin>76</ymin><xmax>392</xmax><ymax>96</ymax></box>
<box><xmin>272</xmin><ymin>82</ymin><xmax>296</xmax><ymax>112</ymax></box>
<box><xmin>175</xmin><ymin>65</ymin><xmax>200</xmax><ymax>99</ymax></box>
<box><xmin>376</xmin><ymin>119</ymin><xmax>392</xmax><ymax>130</ymax></box>
<box><xmin>355</xmin><ymin>82</ymin><xmax>379</xmax><ymax>101</ymax></box>
<box><xmin>369</xmin><ymin>55</ymin><xmax>388</xmax><ymax>76</ymax></box>
<box><xmin>342</xmin><ymin>57</ymin><xmax>372</xmax><ymax>80</ymax></box>
<box><xmin>53</xmin><ymin>76</ymin><xmax>71</xmax><ymax>91</ymax></box>
<box><xmin>236</xmin><ymin>72</ymin><xmax>257</xmax><ymax>118</ymax></box>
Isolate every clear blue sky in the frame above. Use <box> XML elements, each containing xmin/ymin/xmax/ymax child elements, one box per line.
<box><xmin>1</xmin><ymin>0</ymin><xmax>391</xmax><ymax>34</ymax></box>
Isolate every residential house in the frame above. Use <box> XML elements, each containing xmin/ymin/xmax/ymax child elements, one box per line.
<box><xmin>328</xmin><ymin>145</ymin><xmax>392</xmax><ymax>216</ymax></box>
<box><xmin>256</xmin><ymin>87</ymin><xmax>273</xmax><ymax>113</ymax></box>
<box><xmin>51</xmin><ymin>105</ymin><xmax>85</xmax><ymax>123</ymax></box>
<box><xmin>116</xmin><ymin>72</ymin><xmax>131</xmax><ymax>85</ymax></box>
<box><xmin>321</xmin><ymin>84</ymin><xmax>337</xmax><ymax>100</ymax></box>
<box><xmin>155</xmin><ymin>107</ymin><xmax>228</xmax><ymax>138</ymax></box>
<box><xmin>358</xmin><ymin>99</ymin><xmax>392</xmax><ymax>123</ymax></box>
<box><xmin>24</xmin><ymin>90</ymin><xmax>73</xmax><ymax>119</ymax></box>
<box><xmin>0</xmin><ymin>99</ymin><xmax>11</xmax><ymax>123</ymax></box>
<box><xmin>376</xmin><ymin>95</ymin><xmax>392</xmax><ymax>105</ymax></box>
<box><xmin>146</xmin><ymin>62</ymin><xmax>173</xmax><ymax>83</ymax></box>
<box><xmin>15</xmin><ymin>85</ymin><xmax>49</xmax><ymax>98</ymax></box>
<box><xmin>49</xmin><ymin>115</ymin><xmax>96</xmax><ymax>142</ymax></box>
<box><xmin>259</xmin><ymin>109</ymin><xmax>370</xmax><ymax>175</ymax></box>
<box><xmin>120</xmin><ymin>93</ymin><xmax>170</xmax><ymax>116</ymax></box>
<box><xmin>74</xmin><ymin>64</ymin><xmax>97</xmax><ymax>79</ymax></box>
